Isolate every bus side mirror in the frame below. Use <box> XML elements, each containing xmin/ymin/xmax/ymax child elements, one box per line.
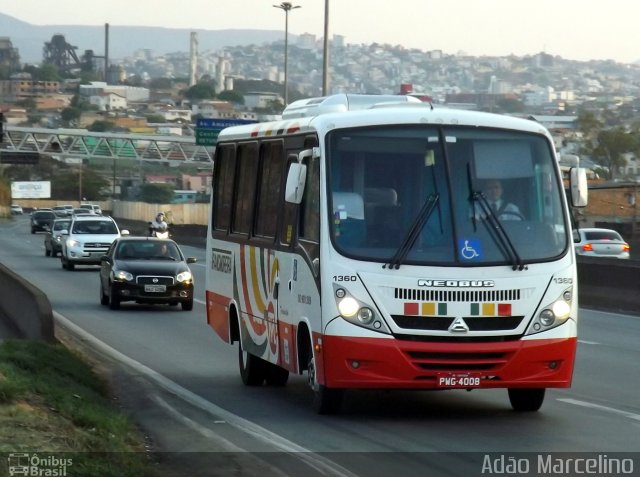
<box><xmin>570</xmin><ymin>167</ymin><xmax>588</xmax><ymax>207</ymax></box>
<box><xmin>285</xmin><ymin>162</ymin><xmax>307</xmax><ymax>204</ymax></box>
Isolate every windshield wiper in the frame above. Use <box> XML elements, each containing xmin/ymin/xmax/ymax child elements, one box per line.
<box><xmin>384</xmin><ymin>193</ymin><xmax>439</xmax><ymax>270</ymax></box>
<box><xmin>472</xmin><ymin>191</ymin><xmax>526</xmax><ymax>271</ymax></box>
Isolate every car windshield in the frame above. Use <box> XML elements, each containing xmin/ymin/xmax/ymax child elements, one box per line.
<box><xmin>116</xmin><ymin>241</ymin><xmax>182</xmax><ymax>261</ymax></box>
<box><xmin>53</xmin><ymin>221</ymin><xmax>70</xmax><ymax>231</ymax></box>
<box><xmin>72</xmin><ymin>221</ymin><xmax>118</xmax><ymax>234</ymax></box>
<box><xmin>34</xmin><ymin>212</ymin><xmax>55</xmax><ymax>219</ymax></box>
<box><xmin>327</xmin><ymin>125</ymin><xmax>568</xmax><ymax>267</ymax></box>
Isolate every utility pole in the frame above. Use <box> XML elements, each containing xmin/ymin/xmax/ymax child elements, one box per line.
<box><xmin>273</xmin><ymin>2</ymin><xmax>301</xmax><ymax>105</ymax></box>
<box><xmin>322</xmin><ymin>0</ymin><xmax>330</xmax><ymax>96</ymax></box>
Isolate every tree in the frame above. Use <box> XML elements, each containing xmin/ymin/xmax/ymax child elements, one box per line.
<box><xmin>184</xmin><ymin>83</ymin><xmax>216</xmax><ymax>101</ymax></box>
<box><xmin>140</xmin><ymin>183</ymin><xmax>175</xmax><ymax>204</ymax></box>
<box><xmin>576</xmin><ymin>110</ymin><xmax>603</xmax><ymax>139</ymax></box>
<box><xmin>70</xmin><ymin>94</ymin><xmax>91</xmax><ymax>111</ymax></box>
<box><xmin>50</xmin><ymin>166</ymin><xmax>110</xmax><ymax>200</ymax></box>
<box><xmin>88</xmin><ymin>120</ymin><xmax>116</xmax><ymax>132</ymax></box>
<box><xmin>60</xmin><ymin>107</ymin><xmax>82</xmax><ymax>127</ymax></box>
<box><xmin>217</xmin><ymin>90</ymin><xmax>244</xmax><ymax>104</ymax></box>
<box><xmin>590</xmin><ymin>128</ymin><xmax>639</xmax><ymax>180</ymax></box>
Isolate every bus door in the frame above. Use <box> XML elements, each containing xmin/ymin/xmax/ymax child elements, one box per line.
<box><xmin>277</xmin><ymin>144</ymin><xmax>321</xmax><ymax>373</ymax></box>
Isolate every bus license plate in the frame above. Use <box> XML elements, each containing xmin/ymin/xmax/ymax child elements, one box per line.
<box><xmin>144</xmin><ymin>284</ymin><xmax>166</xmax><ymax>293</ymax></box>
<box><xmin>436</xmin><ymin>373</ymin><xmax>482</xmax><ymax>388</ymax></box>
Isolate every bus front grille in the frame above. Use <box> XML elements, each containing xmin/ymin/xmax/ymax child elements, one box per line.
<box><xmin>394</xmin><ymin>287</ymin><xmax>523</xmax><ymax>302</ymax></box>
<box><xmin>391</xmin><ymin>315</ymin><xmax>524</xmax><ymax>331</ymax></box>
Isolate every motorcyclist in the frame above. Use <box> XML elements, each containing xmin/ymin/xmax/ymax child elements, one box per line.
<box><xmin>149</xmin><ymin>212</ymin><xmax>169</xmax><ymax>237</ymax></box>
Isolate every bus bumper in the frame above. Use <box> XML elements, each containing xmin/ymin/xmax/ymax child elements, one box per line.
<box><xmin>320</xmin><ymin>333</ymin><xmax>577</xmax><ymax>390</ymax></box>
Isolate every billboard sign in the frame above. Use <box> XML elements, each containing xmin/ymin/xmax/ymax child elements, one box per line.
<box><xmin>11</xmin><ymin>181</ymin><xmax>51</xmax><ymax>199</ymax></box>
<box><xmin>195</xmin><ymin>118</ymin><xmax>257</xmax><ymax>146</ymax></box>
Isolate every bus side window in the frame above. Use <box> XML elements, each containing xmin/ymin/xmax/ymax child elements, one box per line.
<box><xmin>231</xmin><ymin>142</ymin><xmax>259</xmax><ymax>235</ymax></box>
<box><xmin>213</xmin><ymin>144</ymin><xmax>236</xmax><ymax>232</ymax></box>
<box><xmin>255</xmin><ymin>141</ymin><xmax>285</xmax><ymax>239</ymax></box>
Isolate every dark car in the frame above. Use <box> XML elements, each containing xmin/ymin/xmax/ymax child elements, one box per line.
<box><xmin>30</xmin><ymin>210</ymin><xmax>57</xmax><ymax>234</ymax></box>
<box><xmin>44</xmin><ymin>218</ymin><xmax>72</xmax><ymax>257</ymax></box>
<box><xmin>99</xmin><ymin>237</ymin><xmax>196</xmax><ymax>311</ymax></box>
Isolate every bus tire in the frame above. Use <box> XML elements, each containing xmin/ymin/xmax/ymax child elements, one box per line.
<box><xmin>508</xmin><ymin>388</ymin><xmax>545</xmax><ymax>412</ymax></box>
<box><xmin>308</xmin><ymin>356</ymin><xmax>343</xmax><ymax>414</ymax></box>
<box><xmin>239</xmin><ymin>346</ymin><xmax>266</xmax><ymax>386</ymax></box>
<box><xmin>265</xmin><ymin>363</ymin><xmax>289</xmax><ymax>386</ymax></box>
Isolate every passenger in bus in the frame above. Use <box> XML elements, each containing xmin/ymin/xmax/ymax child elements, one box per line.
<box><xmin>478</xmin><ymin>179</ymin><xmax>523</xmax><ymax>221</ymax></box>
<box><xmin>364</xmin><ymin>187</ymin><xmax>401</xmax><ymax>246</ymax></box>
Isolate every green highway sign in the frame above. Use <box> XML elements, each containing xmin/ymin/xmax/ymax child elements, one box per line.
<box><xmin>195</xmin><ymin>128</ymin><xmax>220</xmax><ymax>146</ymax></box>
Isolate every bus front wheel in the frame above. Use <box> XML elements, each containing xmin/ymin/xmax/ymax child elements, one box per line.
<box><xmin>239</xmin><ymin>346</ymin><xmax>266</xmax><ymax>386</ymax></box>
<box><xmin>308</xmin><ymin>356</ymin><xmax>343</xmax><ymax>414</ymax></box>
<box><xmin>508</xmin><ymin>388</ymin><xmax>545</xmax><ymax>412</ymax></box>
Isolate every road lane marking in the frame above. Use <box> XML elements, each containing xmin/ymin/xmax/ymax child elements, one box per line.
<box><xmin>558</xmin><ymin>398</ymin><xmax>640</xmax><ymax>422</ymax></box>
<box><xmin>577</xmin><ymin>340</ymin><xmax>600</xmax><ymax>345</ymax></box>
<box><xmin>194</xmin><ymin>298</ymin><xmax>206</xmax><ymax>305</ymax></box>
<box><xmin>54</xmin><ymin>311</ymin><xmax>358</xmax><ymax>477</ymax></box>
<box><xmin>151</xmin><ymin>394</ymin><xmax>246</xmax><ymax>452</ymax></box>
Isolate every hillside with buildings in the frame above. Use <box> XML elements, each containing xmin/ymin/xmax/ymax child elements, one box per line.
<box><xmin>2</xmin><ymin>23</ymin><xmax>640</xmax><ymax>236</ymax></box>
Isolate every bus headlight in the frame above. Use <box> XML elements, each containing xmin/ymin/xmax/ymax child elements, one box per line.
<box><xmin>338</xmin><ymin>296</ymin><xmax>359</xmax><ymax>317</ymax></box>
<box><xmin>333</xmin><ymin>285</ymin><xmax>390</xmax><ymax>334</ymax></box>
<box><xmin>357</xmin><ymin>307</ymin><xmax>374</xmax><ymax>324</ymax></box>
<box><xmin>526</xmin><ymin>286</ymin><xmax>573</xmax><ymax>335</ymax></box>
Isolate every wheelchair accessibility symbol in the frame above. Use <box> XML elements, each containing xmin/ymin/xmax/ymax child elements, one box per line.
<box><xmin>459</xmin><ymin>239</ymin><xmax>482</xmax><ymax>260</ymax></box>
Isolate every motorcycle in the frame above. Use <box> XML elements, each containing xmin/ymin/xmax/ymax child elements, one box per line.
<box><xmin>148</xmin><ymin>222</ymin><xmax>170</xmax><ymax>239</ymax></box>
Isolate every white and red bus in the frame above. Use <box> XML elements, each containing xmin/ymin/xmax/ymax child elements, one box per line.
<box><xmin>205</xmin><ymin>94</ymin><xmax>588</xmax><ymax>413</ymax></box>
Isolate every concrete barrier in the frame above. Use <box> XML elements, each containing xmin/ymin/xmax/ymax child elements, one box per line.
<box><xmin>577</xmin><ymin>256</ymin><xmax>640</xmax><ymax>314</ymax></box>
<box><xmin>0</xmin><ymin>262</ymin><xmax>55</xmax><ymax>341</ymax></box>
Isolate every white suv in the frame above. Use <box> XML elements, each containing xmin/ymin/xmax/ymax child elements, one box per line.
<box><xmin>79</xmin><ymin>203</ymin><xmax>102</xmax><ymax>215</ymax></box>
<box><xmin>60</xmin><ymin>216</ymin><xmax>128</xmax><ymax>270</ymax></box>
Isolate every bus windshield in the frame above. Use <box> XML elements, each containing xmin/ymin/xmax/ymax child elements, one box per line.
<box><xmin>327</xmin><ymin>125</ymin><xmax>567</xmax><ymax>266</ymax></box>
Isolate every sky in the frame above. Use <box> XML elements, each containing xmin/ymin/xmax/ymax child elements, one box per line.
<box><xmin>1</xmin><ymin>0</ymin><xmax>639</xmax><ymax>64</ymax></box>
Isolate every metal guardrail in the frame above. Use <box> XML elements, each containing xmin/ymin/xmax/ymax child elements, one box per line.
<box><xmin>1</xmin><ymin>126</ymin><xmax>214</xmax><ymax>163</ymax></box>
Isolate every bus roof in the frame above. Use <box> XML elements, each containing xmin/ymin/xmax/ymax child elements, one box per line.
<box><xmin>215</xmin><ymin>95</ymin><xmax>552</xmax><ymax>143</ymax></box>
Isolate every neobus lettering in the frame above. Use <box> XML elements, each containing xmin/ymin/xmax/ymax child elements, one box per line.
<box><xmin>418</xmin><ymin>279</ymin><xmax>494</xmax><ymax>287</ymax></box>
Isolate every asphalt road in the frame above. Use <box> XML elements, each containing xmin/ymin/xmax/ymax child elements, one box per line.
<box><xmin>2</xmin><ymin>215</ymin><xmax>639</xmax><ymax>476</ymax></box>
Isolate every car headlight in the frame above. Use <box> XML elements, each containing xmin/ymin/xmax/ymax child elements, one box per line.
<box><xmin>67</xmin><ymin>239</ymin><xmax>81</xmax><ymax>248</ymax></box>
<box><xmin>176</xmin><ymin>271</ymin><xmax>193</xmax><ymax>283</ymax></box>
<box><xmin>112</xmin><ymin>270</ymin><xmax>134</xmax><ymax>282</ymax></box>
<box><xmin>526</xmin><ymin>286</ymin><xmax>573</xmax><ymax>335</ymax></box>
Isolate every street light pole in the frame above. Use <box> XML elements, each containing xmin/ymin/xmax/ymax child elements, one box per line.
<box><xmin>322</xmin><ymin>0</ymin><xmax>330</xmax><ymax>96</ymax></box>
<box><xmin>273</xmin><ymin>2</ymin><xmax>300</xmax><ymax>106</ymax></box>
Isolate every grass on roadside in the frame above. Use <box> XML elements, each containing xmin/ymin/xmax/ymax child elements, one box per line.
<box><xmin>0</xmin><ymin>339</ymin><xmax>160</xmax><ymax>477</ymax></box>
